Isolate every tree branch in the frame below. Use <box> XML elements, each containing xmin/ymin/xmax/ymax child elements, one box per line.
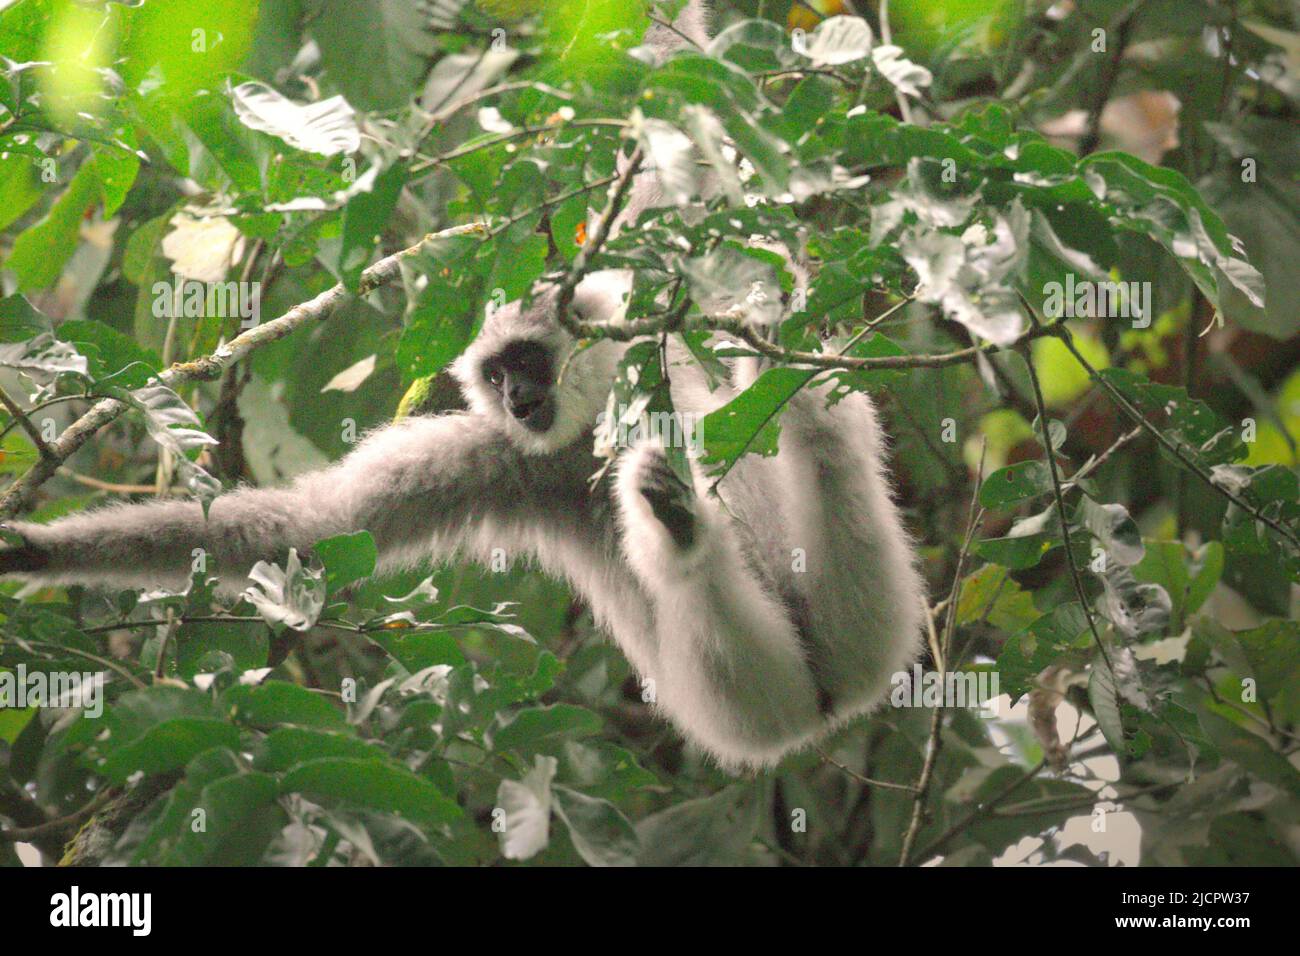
<box><xmin>0</xmin><ymin>222</ymin><xmax>488</xmax><ymax>522</ymax></box>
<box><xmin>1079</xmin><ymin>2</ymin><xmax>1139</xmax><ymax>155</ymax></box>
<box><xmin>1049</xmin><ymin>325</ymin><xmax>1299</xmax><ymax>553</ymax></box>
<box><xmin>554</xmin><ymin>145</ymin><xmax>644</xmax><ymax>334</ymax></box>
<box><xmin>0</xmin><ymin>786</ymin><xmax>117</xmax><ymax>846</ymax></box>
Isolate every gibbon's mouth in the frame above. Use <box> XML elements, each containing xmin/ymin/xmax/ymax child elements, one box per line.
<box><xmin>508</xmin><ymin>395</ymin><xmax>556</xmax><ymax>433</ymax></box>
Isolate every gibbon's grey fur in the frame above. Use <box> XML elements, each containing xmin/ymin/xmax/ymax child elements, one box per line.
<box><xmin>0</xmin><ymin>1</ymin><xmax>927</xmax><ymax>770</ymax></box>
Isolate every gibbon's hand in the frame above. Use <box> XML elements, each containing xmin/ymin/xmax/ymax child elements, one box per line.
<box><xmin>634</xmin><ymin>447</ymin><xmax>697</xmax><ymax>551</ymax></box>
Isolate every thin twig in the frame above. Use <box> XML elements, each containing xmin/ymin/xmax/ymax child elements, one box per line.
<box><xmin>153</xmin><ymin>607</ymin><xmax>178</xmax><ymax>679</ymax></box>
<box><xmin>16</xmin><ymin>639</ymin><xmax>147</xmax><ymax>689</ymax></box>
<box><xmin>646</xmin><ymin>13</ymin><xmax>704</xmax><ymax>51</ymax></box>
<box><xmin>878</xmin><ymin>0</ymin><xmax>913</xmax><ymax>124</ymax></box>
<box><xmin>1048</xmin><ymin>324</ymin><xmax>1299</xmax><ymax>552</ymax></box>
<box><xmin>571</xmin><ymin>306</ymin><xmax>1056</xmax><ymax>365</ymax></box>
<box><xmin>755</xmin><ymin>68</ymin><xmax>857</xmax><ymax>88</ymax></box>
<box><xmin>990</xmin><ymin>779</ymin><xmax>1178</xmax><ymax>818</ymax></box>
<box><xmin>425</xmin><ymin>81</ymin><xmax>573</xmax><ymax>130</ymax></box>
<box><xmin>0</xmin><ymin>394</ymin><xmax>100</xmax><ymax>443</ymax></box>
<box><xmin>909</xmin><ymin>759</ymin><xmax>1048</xmax><ymax>864</ymax></box>
<box><xmin>491</xmin><ymin>173</ymin><xmax>619</xmax><ymax>237</ymax></box>
<box><xmin>410</xmin><ymin>118</ymin><xmax>627</xmax><ymax>175</ymax></box>
<box><xmin>898</xmin><ymin>444</ymin><xmax>985</xmax><ymax>867</ymax></box>
<box><xmin>1079</xmin><ymin>2</ymin><xmax>1139</xmax><ymax>155</ymax></box>
<box><xmin>815</xmin><ymin>745</ymin><xmax>920</xmax><ymax>794</ymax></box>
<box><xmin>0</xmin><ymin>383</ymin><xmax>54</xmax><ymax>459</ymax></box>
<box><xmin>1062</xmin><ymin>425</ymin><xmax>1143</xmax><ymax>492</ymax></box>
<box><xmin>1021</xmin><ymin>344</ymin><xmax>1115</xmax><ymax>674</ymax></box>
<box><xmin>57</xmin><ymin>468</ymin><xmax>163</xmax><ymax>495</ymax></box>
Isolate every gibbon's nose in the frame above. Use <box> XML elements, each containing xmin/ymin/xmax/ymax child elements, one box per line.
<box><xmin>507</xmin><ymin>381</ymin><xmax>543</xmax><ymax>414</ymax></box>
<box><xmin>505</xmin><ymin>381</ymin><xmax>554</xmax><ymax>431</ymax></box>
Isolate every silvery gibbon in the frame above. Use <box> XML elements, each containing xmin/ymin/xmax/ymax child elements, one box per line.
<box><xmin>0</xmin><ymin>1</ymin><xmax>926</xmax><ymax>770</ymax></box>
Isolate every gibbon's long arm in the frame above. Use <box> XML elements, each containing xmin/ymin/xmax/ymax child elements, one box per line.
<box><xmin>0</xmin><ymin>413</ymin><xmax>523</xmax><ymax>593</ymax></box>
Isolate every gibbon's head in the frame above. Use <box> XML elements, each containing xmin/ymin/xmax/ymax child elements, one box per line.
<box><xmin>451</xmin><ymin>270</ymin><xmax>631</xmax><ymax>454</ymax></box>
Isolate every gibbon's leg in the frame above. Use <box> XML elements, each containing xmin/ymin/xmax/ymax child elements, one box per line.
<box><xmin>778</xmin><ymin>386</ymin><xmax>927</xmax><ymax>708</ymax></box>
<box><xmin>0</xmin><ymin>413</ymin><xmax>528</xmax><ymax>594</ymax></box>
<box><xmin>614</xmin><ymin>439</ymin><xmax>823</xmax><ymax>768</ymax></box>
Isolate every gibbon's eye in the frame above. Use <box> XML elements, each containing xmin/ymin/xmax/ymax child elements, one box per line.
<box><xmin>485</xmin><ymin>365</ymin><xmax>504</xmax><ymax>389</ymax></box>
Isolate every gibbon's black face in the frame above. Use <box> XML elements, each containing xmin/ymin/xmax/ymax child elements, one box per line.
<box><xmin>481</xmin><ymin>340</ymin><xmax>556</xmax><ymax>433</ymax></box>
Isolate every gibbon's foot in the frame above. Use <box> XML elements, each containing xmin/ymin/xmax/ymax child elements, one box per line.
<box><xmin>635</xmin><ymin>447</ymin><xmax>697</xmax><ymax>551</ymax></box>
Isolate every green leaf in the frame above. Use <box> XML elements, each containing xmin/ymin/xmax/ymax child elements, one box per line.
<box><xmin>92</xmin><ymin>140</ymin><xmax>141</xmax><ymax>217</ymax></box>
<box><xmin>1197</xmin><ymin>707</ymin><xmax>1300</xmax><ymax>798</ymax></box>
<box><xmin>974</xmin><ymin>533</ymin><xmax>1052</xmax><ymax>570</ymax></box>
<box><xmin>5</xmin><ymin>161</ymin><xmax>100</xmax><ymax>291</ymax></box>
<box><xmin>223</xmin><ymin>681</ymin><xmax>350</xmax><ymax>731</ymax></box>
<box><xmin>779</xmin><ymin>75</ymin><xmax>835</xmax><ymax>140</ymax></box>
<box><xmin>308</xmin><ymin>0</ymin><xmax>436</xmax><ymax>111</ymax></box>
<box><xmin>1184</xmin><ymin>541</ymin><xmax>1224</xmax><ymax>616</ymax></box>
<box><xmin>314</xmin><ymin>531</ymin><xmax>377</xmax><ymax>593</ymax></box>
<box><xmin>86</xmin><ymin>686</ymin><xmax>230</xmax><ymax>781</ymax></box>
<box><xmin>552</xmin><ymin>785</ymin><xmax>639</xmax><ymax>867</ymax></box>
<box><xmin>1233</xmin><ymin>619</ymin><xmax>1300</xmax><ymax>706</ymax></box>
<box><xmin>490</xmin><ymin>703</ymin><xmax>604</xmax><ymax>752</ymax></box>
<box><xmin>1132</xmin><ymin>540</ymin><xmax>1191</xmax><ymax>622</ymax></box>
<box><xmin>636</xmin><ymin>783</ymin><xmax>760</xmax><ymax>866</ymax></box>
<box><xmin>955</xmin><ymin>564</ymin><xmax>1038</xmax><ymax>633</ymax></box>
<box><xmin>57</xmin><ymin>318</ymin><xmax>160</xmax><ymax>388</ymax></box>
<box><xmin>230</xmin><ymin>82</ymin><xmax>360</xmax><ymax>156</ymax></box>
<box><xmin>1088</xmin><ymin>659</ymin><xmax>1127</xmax><ymax>757</ymax></box>
<box><xmin>280</xmin><ymin>757</ymin><xmax>462</xmax><ymax>824</ymax></box>
<box><xmin>159</xmin><ymin>770</ymin><xmax>283</xmax><ymax>866</ymax></box>
<box><xmin>1077</xmin><ymin>496</ymin><xmax>1145</xmax><ymax>567</ymax></box>
<box><xmin>337</xmin><ymin>164</ymin><xmax>407</xmax><ymax>288</ymax></box>
<box><xmin>131</xmin><ymin>747</ymin><xmax>243</xmax><ymax>862</ymax></box>
<box><xmin>99</xmin><ymin>716</ymin><xmax>241</xmax><ymax>783</ymax></box>
<box><xmin>1100</xmin><ymin>368</ymin><xmax>1244</xmax><ymax>466</ymax></box>
<box><xmin>257</xmin><ymin>727</ymin><xmax>386</xmax><ymax>772</ymax></box>
<box><xmin>1081</xmin><ymin>151</ymin><xmax>1264</xmax><ymax>308</ymax></box>
<box><xmin>996</xmin><ymin>603</ymin><xmax>1091</xmax><ymax>700</ymax></box>
<box><xmin>700</xmin><ymin>366</ymin><xmax>812</xmax><ymax>477</ymax></box>
<box><xmin>119</xmin><ymin>0</ymin><xmax>260</xmax><ymax>100</ymax></box>
<box><xmin>0</xmin><ymin>153</ymin><xmax>43</xmax><ymax>232</ymax></box>
<box><xmin>397</xmin><ymin>280</ymin><xmax>480</xmax><ymax>380</ymax></box>
<box><xmin>367</xmin><ymin>630</ymin><xmax>465</xmax><ymax>672</ymax></box>
<box><xmin>979</xmin><ymin>460</ymin><xmax>1052</xmax><ymax>509</ymax></box>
